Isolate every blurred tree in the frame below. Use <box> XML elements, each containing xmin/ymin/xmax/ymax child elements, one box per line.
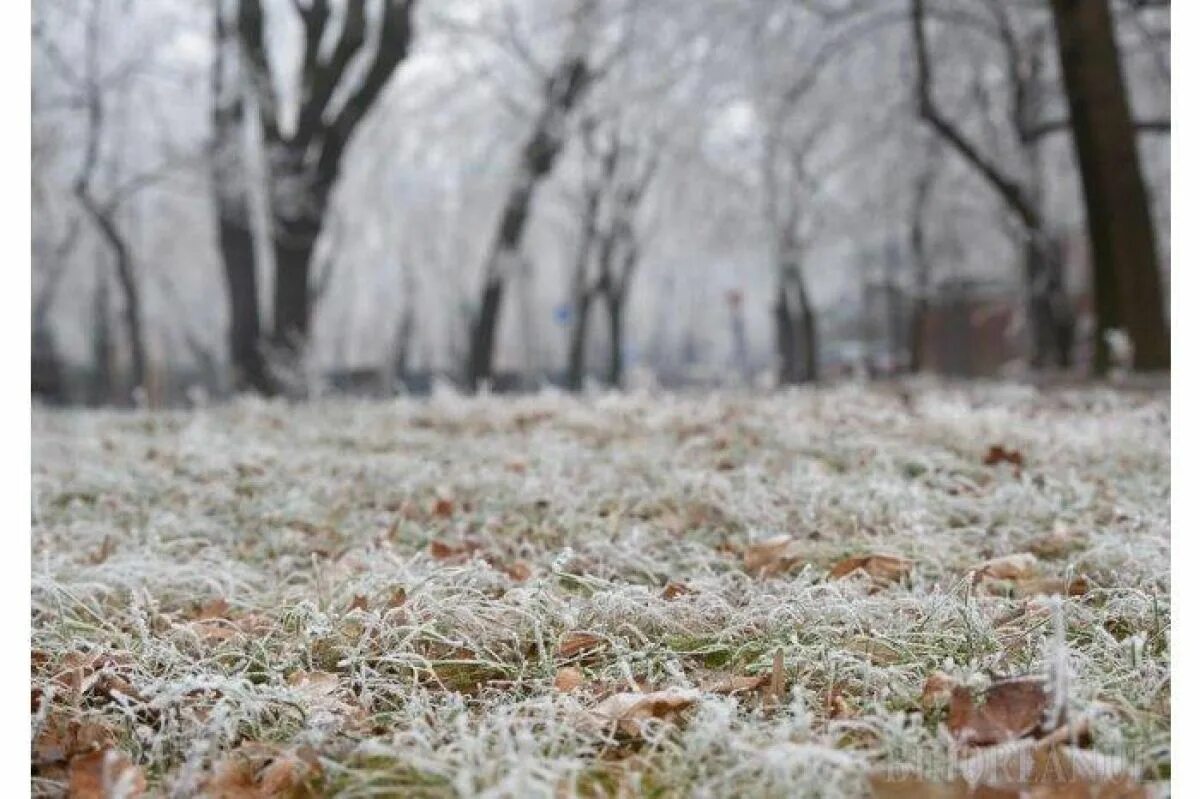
<box><xmin>466</xmin><ymin>0</ymin><xmax>601</xmax><ymax>390</ymax></box>
<box><xmin>1048</xmin><ymin>0</ymin><xmax>1169</xmax><ymax>372</ymax></box>
<box><xmin>235</xmin><ymin>0</ymin><xmax>418</xmax><ymax>375</ymax></box>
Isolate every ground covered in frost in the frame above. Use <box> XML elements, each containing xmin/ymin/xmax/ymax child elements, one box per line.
<box><xmin>31</xmin><ymin>383</ymin><xmax>1169</xmax><ymax>797</ymax></box>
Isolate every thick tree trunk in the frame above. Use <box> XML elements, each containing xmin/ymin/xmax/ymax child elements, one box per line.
<box><xmin>469</xmin><ymin>278</ymin><xmax>506</xmax><ymax>388</ymax></box>
<box><xmin>213</xmin><ymin>0</ymin><xmax>275</xmax><ymax>394</ymax></box>
<box><xmin>797</xmin><ymin>277</ymin><xmax>819</xmax><ymax>382</ymax></box>
<box><xmin>216</xmin><ymin>213</ymin><xmax>273</xmax><ymax>393</ymax></box>
<box><xmin>775</xmin><ymin>270</ymin><xmax>818</xmax><ymax>385</ymax></box>
<box><xmin>271</xmin><ymin>217</ymin><xmax>321</xmax><ymax>353</ymax></box>
<box><xmin>1048</xmin><ymin>0</ymin><xmax>1169</xmax><ymax>372</ymax></box>
<box><xmin>605</xmin><ymin>292</ymin><xmax>624</xmax><ymax>388</ymax></box>
<box><xmin>566</xmin><ymin>293</ymin><xmax>593</xmax><ymax>390</ymax></box>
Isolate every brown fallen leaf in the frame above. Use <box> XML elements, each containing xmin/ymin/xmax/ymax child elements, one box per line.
<box><xmin>1013</xmin><ymin>576</ymin><xmax>1089</xmax><ymax>598</ymax></box>
<box><xmin>206</xmin><ymin>744</ymin><xmax>322</xmax><ymax>799</ymax></box>
<box><xmin>68</xmin><ymin>749</ymin><xmax>146</xmax><ymax>799</ymax></box>
<box><xmin>347</xmin><ymin>594</ymin><xmax>369</xmax><ymax>612</ymax></box>
<box><xmin>829</xmin><ymin>553</ymin><xmax>913</xmax><ymax>583</ymax></box>
<box><xmin>589</xmin><ymin>688</ymin><xmax>700</xmax><ymax>737</ymax></box>
<box><xmin>190</xmin><ymin>598</ymin><xmax>231</xmax><ymax>621</ymax></box>
<box><xmin>975</xmin><ymin>553</ymin><xmax>1039</xmax><ymax>581</ymax></box>
<box><xmin>556</xmin><ymin>631</ymin><xmax>607</xmax><ymax>659</ymax></box>
<box><xmin>387</xmin><ymin>587</ymin><xmax>407</xmax><ymax>609</ymax></box>
<box><xmin>431</xmin><ymin>497</ymin><xmax>455</xmax><ymax>518</ymax></box>
<box><xmin>743</xmin><ymin>535</ymin><xmax>807</xmax><ymax>575</ymax></box>
<box><xmin>34</xmin><ymin>718</ymin><xmax>117</xmax><ymax>776</ymax></box>
<box><xmin>1029</xmin><ymin>525</ymin><xmax>1084</xmax><ymax>559</ymax></box>
<box><xmin>984</xmin><ymin>445</ymin><xmax>1025</xmax><ymax>468</ymax></box>
<box><xmin>554</xmin><ymin>667</ymin><xmax>585</xmax><ymax>693</ymax></box>
<box><xmin>948</xmin><ymin>675</ymin><xmax>1050</xmax><ymax>746</ymax></box>
<box><xmin>502</xmin><ymin>560</ymin><xmax>533</xmax><ymax>582</ymax></box>
<box><xmin>430</xmin><ymin>539</ymin><xmax>465</xmax><ymax>560</ymax></box>
<box><xmin>660</xmin><ymin>581</ymin><xmax>693</xmax><ymax>600</ymax></box>
<box><xmin>921</xmin><ymin>671</ymin><xmax>957</xmax><ymax>708</ymax></box>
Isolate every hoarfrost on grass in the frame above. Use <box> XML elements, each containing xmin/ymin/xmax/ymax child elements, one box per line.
<box><xmin>31</xmin><ymin>384</ymin><xmax>1169</xmax><ymax>797</ymax></box>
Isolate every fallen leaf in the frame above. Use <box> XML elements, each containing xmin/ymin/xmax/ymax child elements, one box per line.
<box><xmin>743</xmin><ymin>535</ymin><xmax>807</xmax><ymax>575</ymax></box>
<box><xmin>1013</xmin><ymin>576</ymin><xmax>1089</xmax><ymax>598</ymax></box>
<box><xmin>431</xmin><ymin>497</ymin><xmax>455</xmax><ymax>518</ymax></box>
<box><xmin>589</xmin><ymin>688</ymin><xmax>700</xmax><ymax>737</ymax></box>
<box><xmin>68</xmin><ymin>749</ymin><xmax>146</xmax><ymax>799</ymax></box>
<box><xmin>430</xmin><ymin>540</ymin><xmax>465</xmax><ymax>560</ymax></box>
<box><xmin>190</xmin><ymin>598</ymin><xmax>231</xmax><ymax>621</ymax></box>
<box><xmin>948</xmin><ymin>675</ymin><xmax>1050</xmax><ymax>746</ymax></box>
<box><xmin>975</xmin><ymin>553</ymin><xmax>1039</xmax><ymax>581</ymax></box>
<box><xmin>705</xmin><ymin>673</ymin><xmax>769</xmax><ymax>695</ymax></box>
<box><xmin>34</xmin><ymin>718</ymin><xmax>116</xmax><ymax>773</ymax></box>
<box><xmin>660</xmin><ymin>581</ymin><xmax>693</xmax><ymax>600</ymax></box>
<box><xmin>206</xmin><ymin>744</ymin><xmax>322</xmax><ymax>799</ymax></box>
<box><xmin>387</xmin><ymin>587</ymin><xmax>407</xmax><ymax>609</ymax></box>
<box><xmin>829</xmin><ymin>553</ymin><xmax>913</xmax><ymax>583</ymax></box>
<box><xmin>347</xmin><ymin>594</ymin><xmax>369</xmax><ymax>612</ymax></box>
<box><xmin>556</xmin><ymin>632</ymin><xmax>606</xmax><ymax>659</ymax></box>
<box><xmin>921</xmin><ymin>671</ymin><xmax>957</xmax><ymax>708</ymax></box>
<box><xmin>984</xmin><ymin>445</ymin><xmax>1024</xmax><ymax>468</ymax></box>
<box><xmin>554</xmin><ymin>667</ymin><xmax>585</xmax><ymax>693</ymax></box>
<box><xmin>502</xmin><ymin>560</ymin><xmax>533</xmax><ymax>581</ymax></box>
<box><xmin>1029</xmin><ymin>525</ymin><xmax>1083</xmax><ymax>559</ymax></box>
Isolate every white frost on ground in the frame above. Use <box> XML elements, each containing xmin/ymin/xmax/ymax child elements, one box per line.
<box><xmin>32</xmin><ymin>383</ymin><xmax>1169</xmax><ymax>797</ymax></box>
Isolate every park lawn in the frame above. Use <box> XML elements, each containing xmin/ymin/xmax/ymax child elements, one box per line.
<box><xmin>31</xmin><ymin>383</ymin><xmax>1169</xmax><ymax>797</ymax></box>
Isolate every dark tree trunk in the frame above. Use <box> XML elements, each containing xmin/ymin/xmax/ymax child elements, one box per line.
<box><xmin>605</xmin><ymin>291</ymin><xmax>624</xmax><ymax>388</ymax></box>
<box><xmin>237</xmin><ymin>0</ymin><xmax>416</xmax><ymax>361</ymax></box>
<box><xmin>1048</xmin><ymin>0</ymin><xmax>1169</xmax><ymax>372</ymax></box>
<box><xmin>774</xmin><ymin>287</ymin><xmax>800</xmax><ymax>385</ymax></box>
<box><xmin>908</xmin><ymin>204</ymin><xmax>929</xmax><ymax>373</ymax></box>
<box><xmin>1023</xmin><ymin>235</ymin><xmax>1076</xmax><ymax>369</ymax></box>
<box><xmin>213</xmin><ymin>1</ymin><xmax>274</xmax><ymax>394</ymax></box>
<box><xmin>217</xmin><ymin>214</ymin><xmax>273</xmax><ymax>394</ymax></box>
<box><xmin>469</xmin><ymin>278</ymin><xmax>506</xmax><ymax>388</ymax></box>
<box><xmin>467</xmin><ymin>57</ymin><xmax>592</xmax><ymax>389</ymax></box>
<box><xmin>271</xmin><ymin>216</ymin><xmax>322</xmax><ymax>352</ymax></box>
<box><xmin>775</xmin><ymin>270</ymin><xmax>818</xmax><ymax>386</ymax></box>
<box><xmin>566</xmin><ymin>294</ymin><xmax>593</xmax><ymax>391</ymax></box>
<box><xmin>90</xmin><ymin>269</ymin><xmax>115</xmax><ymax>406</ymax></box>
<box><xmin>797</xmin><ymin>276</ymin><xmax>819</xmax><ymax>382</ymax></box>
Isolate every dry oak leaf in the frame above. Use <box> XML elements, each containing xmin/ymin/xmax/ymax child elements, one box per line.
<box><xmin>554</xmin><ymin>667</ymin><xmax>586</xmax><ymax>693</ymax></box>
<box><xmin>556</xmin><ymin>631</ymin><xmax>607</xmax><ymax>659</ymax></box>
<box><xmin>67</xmin><ymin>749</ymin><xmax>146</xmax><ymax>799</ymax></box>
<box><xmin>206</xmin><ymin>744</ymin><xmax>322</xmax><ymax>799</ymax></box>
<box><xmin>983</xmin><ymin>445</ymin><xmax>1025</xmax><ymax>468</ymax></box>
<box><xmin>743</xmin><ymin>535</ymin><xmax>808</xmax><ymax>575</ymax></box>
<box><xmin>948</xmin><ymin>675</ymin><xmax>1050</xmax><ymax>746</ymax></box>
<box><xmin>589</xmin><ymin>687</ymin><xmax>700</xmax><ymax>737</ymax></box>
<box><xmin>1013</xmin><ymin>576</ymin><xmax>1089</xmax><ymax>599</ymax></box>
<box><xmin>975</xmin><ymin>553</ymin><xmax>1039</xmax><ymax>582</ymax></box>
<box><xmin>660</xmin><ymin>581</ymin><xmax>693</xmax><ymax>600</ymax></box>
<box><xmin>921</xmin><ymin>671</ymin><xmax>957</xmax><ymax>708</ymax></box>
<box><xmin>829</xmin><ymin>553</ymin><xmax>913</xmax><ymax>583</ymax></box>
<box><xmin>34</xmin><ymin>718</ymin><xmax>117</xmax><ymax>774</ymax></box>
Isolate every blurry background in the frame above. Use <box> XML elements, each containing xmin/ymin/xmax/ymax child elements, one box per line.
<box><xmin>31</xmin><ymin>0</ymin><xmax>1171</xmax><ymax>406</ymax></box>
